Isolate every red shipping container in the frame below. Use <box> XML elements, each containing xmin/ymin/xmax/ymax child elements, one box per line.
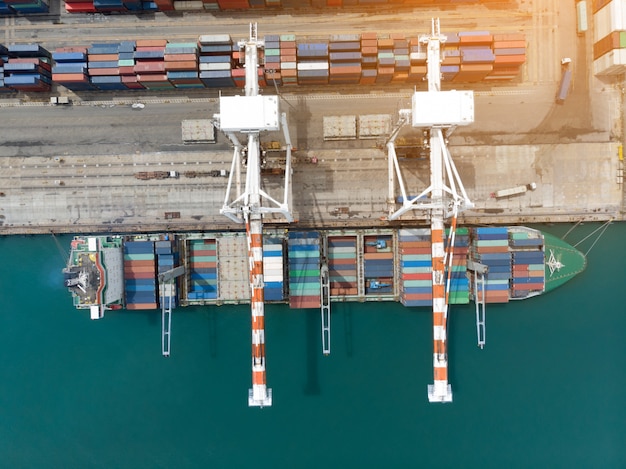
<box><xmin>88</xmin><ymin>68</ymin><xmax>120</xmax><ymax>76</ymax></box>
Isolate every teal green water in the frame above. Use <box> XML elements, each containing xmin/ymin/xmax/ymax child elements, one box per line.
<box><xmin>1</xmin><ymin>223</ymin><xmax>625</xmax><ymax>468</ymax></box>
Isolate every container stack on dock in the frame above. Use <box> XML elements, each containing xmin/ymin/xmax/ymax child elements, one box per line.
<box><xmin>489</xmin><ymin>33</ymin><xmax>526</xmax><ymax>81</ymax></box>
<box><xmin>279</xmin><ymin>34</ymin><xmax>297</xmax><ymax>85</ymax></box>
<box><xmin>593</xmin><ymin>0</ymin><xmax>626</xmax><ymax>75</ymax></box>
<box><xmin>408</xmin><ymin>37</ymin><xmax>427</xmax><ymax>83</ymax></box>
<box><xmin>288</xmin><ymin>232</ymin><xmax>321</xmax><ymax>309</ymax></box>
<box><xmin>296</xmin><ymin>40</ymin><xmax>329</xmax><ymax>85</ymax></box>
<box><xmin>328</xmin><ymin>235</ymin><xmax>358</xmax><ymax>297</ymax></box>
<box><xmin>376</xmin><ymin>35</ymin><xmax>394</xmax><ymax>84</ymax></box>
<box><xmin>509</xmin><ymin>231</ymin><xmax>545</xmax><ymax>299</ymax></box>
<box><xmin>215</xmin><ymin>234</ymin><xmax>249</xmax><ymax>302</ymax></box>
<box><xmin>263</xmin><ymin>236</ymin><xmax>285</xmax><ymax>301</ymax></box>
<box><xmin>469</xmin><ymin>228</ymin><xmax>511</xmax><ymax>303</ymax></box>
<box><xmin>135</xmin><ymin>39</ymin><xmax>172</xmax><ymax>91</ymax></box>
<box><xmin>2</xmin><ymin>0</ymin><xmax>48</xmax><ymax>13</ymax></box>
<box><xmin>156</xmin><ymin>239</ymin><xmax>178</xmax><ymax>309</ymax></box>
<box><xmin>3</xmin><ymin>29</ymin><xmax>526</xmax><ymax>94</ymax></box>
<box><xmin>187</xmin><ymin>238</ymin><xmax>218</xmax><ymax>300</ymax></box>
<box><xmin>2</xmin><ymin>44</ymin><xmax>51</xmax><ymax>92</ymax></box>
<box><xmin>56</xmin><ymin>0</ymin><xmax>506</xmax><ymax>13</ymax></box>
<box><xmin>399</xmin><ymin>228</ymin><xmax>433</xmax><ymax>307</ymax></box>
<box><xmin>87</xmin><ymin>42</ymin><xmax>124</xmax><ymax>91</ymax></box>
<box><xmin>165</xmin><ymin>42</ymin><xmax>202</xmax><ymax>89</ymax></box>
<box><xmin>328</xmin><ymin>34</ymin><xmax>361</xmax><ymax>85</ymax></box>
<box><xmin>360</xmin><ymin>32</ymin><xmax>378</xmax><ymax>85</ymax></box>
<box><xmin>456</xmin><ymin>31</ymin><xmax>495</xmax><ymax>83</ymax></box>
<box><xmin>124</xmin><ymin>240</ymin><xmax>158</xmax><ymax>310</ymax></box>
<box><xmin>363</xmin><ymin>235</ymin><xmax>393</xmax><ymax>295</ymax></box>
<box><xmin>262</xmin><ymin>35</ymin><xmax>281</xmax><ymax>86</ymax></box>
<box><xmin>52</xmin><ymin>48</ymin><xmax>93</xmax><ymax>91</ymax></box>
<box><xmin>198</xmin><ymin>35</ymin><xmax>234</xmax><ymax>88</ymax></box>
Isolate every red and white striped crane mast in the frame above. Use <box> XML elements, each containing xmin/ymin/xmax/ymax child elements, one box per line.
<box><xmin>214</xmin><ymin>23</ymin><xmax>294</xmax><ymax>408</ymax></box>
<box><xmin>386</xmin><ymin>18</ymin><xmax>474</xmax><ymax>403</ymax></box>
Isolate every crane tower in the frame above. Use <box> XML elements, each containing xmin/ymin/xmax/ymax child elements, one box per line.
<box><xmin>213</xmin><ymin>23</ymin><xmax>294</xmax><ymax>407</ymax></box>
<box><xmin>386</xmin><ymin>19</ymin><xmax>474</xmax><ymax>403</ymax></box>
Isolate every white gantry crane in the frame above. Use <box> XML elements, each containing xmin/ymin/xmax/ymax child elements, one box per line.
<box><xmin>213</xmin><ymin>23</ymin><xmax>294</xmax><ymax>408</ymax></box>
<box><xmin>386</xmin><ymin>18</ymin><xmax>475</xmax><ymax>403</ymax></box>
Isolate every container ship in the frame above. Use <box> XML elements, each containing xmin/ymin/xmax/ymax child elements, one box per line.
<box><xmin>63</xmin><ymin>226</ymin><xmax>586</xmax><ymax>317</ymax></box>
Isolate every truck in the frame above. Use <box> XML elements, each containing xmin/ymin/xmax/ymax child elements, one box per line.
<box><xmin>556</xmin><ymin>58</ymin><xmax>572</xmax><ymax>103</ymax></box>
<box><xmin>491</xmin><ymin>182</ymin><xmax>537</xmax><ymax>199</ymax></box>
<box><xmin>134</xmin><ymin>171</ymin><xmax>178</xmax><ymax>180</ymax></box>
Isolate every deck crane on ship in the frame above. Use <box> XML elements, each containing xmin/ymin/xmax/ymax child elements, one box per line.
<box><xmin>213</xmin><ymin>23</ymin><xmax>295</xmax><ymax>408</ymax></box>
<box><xmin>385</xmin><ymin>18</ymin><xmax>475</xmax><ymax>403</ymax></box>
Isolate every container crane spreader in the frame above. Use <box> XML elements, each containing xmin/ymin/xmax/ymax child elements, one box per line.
<box><xmin>213</xmin><ymin>23</ymin><xmax>294</xmax><ymax>407</ymax></box>
<box><xmin>386</xmin><ymin>18</ymin><xmax>475</xmax><ymax>403</ymax></box>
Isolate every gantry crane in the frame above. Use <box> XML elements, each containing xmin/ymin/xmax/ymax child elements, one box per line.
<box><xmin>386</xmin><ymin>18</ymin><xmax>474</xmax><ymax>403</ymax></box>
<box><xmin>213</xmin><ymin>23</ymin><xmax>294</xmax><ymax>407</ymax></box>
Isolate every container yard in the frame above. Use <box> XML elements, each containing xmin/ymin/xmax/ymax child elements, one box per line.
<box><xmin>0</xmin><ymin>29</ymin><xmax>527</xmax><ymax>94</ymax></box>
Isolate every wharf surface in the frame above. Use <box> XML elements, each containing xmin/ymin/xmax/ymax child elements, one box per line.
<box><xmin>0</xmin><ymin>0</ymin><xmax>625</xmax><ymax>234</ymax></box>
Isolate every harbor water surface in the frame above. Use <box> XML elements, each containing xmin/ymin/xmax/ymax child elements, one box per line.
<box><xmin>1</xmin><ymin>223</ymin><xmax>625</xmax><ymax>468</ymax></box>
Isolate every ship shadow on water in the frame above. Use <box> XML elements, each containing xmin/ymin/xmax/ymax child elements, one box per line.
<box><xmin>303</xmin><ymin>309</ymin><xmax>320</xmax><ymax>395</ymax></box>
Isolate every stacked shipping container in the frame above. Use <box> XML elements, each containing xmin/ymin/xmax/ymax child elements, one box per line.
<box><xmin>328</xmin><ymin>34</ymin><xmax>361</xmax><ymax>85</ymax></box>
<box><xmin>399</xmin><ymin>228</ymin><xmax>433</xmax><ymax>307</ymax></box>
<box><xmin>263</xmin><ymin>236</ymin><xmax>285</xmax><ymax>301</ymax></box>
<box><xmin>288</xmin><ymin>232</ymin><xmax>321</xmax><ymax>308</ymax></box>
<box><xmin>509</xmin><ymin>230</ymin><xmax>545</xmax><ymax>299</ymax></box>
<box><xmin>363</xmin><ymin>235</ymin><xmax>393</xmax><ymax>295</ymax></box>
<box><xmin>297</xmin><ymin>41</ymin><xmax>329</xmax><ymax>85</ymax></box>
<box><xmin>2</xmin><ymin>44</ymin><xmax>51</xmax><ymax>92</ymax></box>
<box><xmin>165</xmin><ymin>42</ymin><xmax>203</xmax><ymax>89</ymax></box>
<box><xmin>446</xmin><ymin>227</ymin><xmax>470</xmax><ymax>304</ymax></box>
<box><xmin>198</xmin><ymin>35</ymin><xmax>234</xmax><ymax>88</ymax></box>
<box><xmin>55</xmin><ymin>0</ymin><xmax>503</xmax><ymax>13</ymax></box>
<box><xmin>187</xmin><ymin>238</ymin><xmax>218</xmax><ymax>300</ymax></box>
<box><xmin>593</xmin><ymin>0</ymin><xmax>626</xmax><ymax>74</ymax></box>
<box><xmin>2</xmin><ymin>0</ymin><xmax>48</xmax><ymax>13</ymax></box>
<box><xmin>123</xmin><ymin>240</ymin><xmax>158</xmax><ymax>310</ymax></box>
<box><xmin>490</xmin><ymin>33</ymin><xmax>526</xmax><ymax>81</ymax></box>
<box><xmin>156</xmin><ymin>239</ymin><xmax>179</xmax><ymax>309</ymax></box>
<box><xmin>469</xmin><ymin>227</ymin><xmax>511</xmax><ymax>304</ymax></box>
<box><xmin>0</xmin><ymin>31</ymin><xmax>526</xmax><ymax>93</ymax></box>
<box><xmin>52</xmin><ymin>48</ymin><xmax>93</xmax><ymax>91</ymax></box>
<box><xmin>328</xmin><ymin>235</ymin><xmax>358</xmax><ymax>296</ymax></box>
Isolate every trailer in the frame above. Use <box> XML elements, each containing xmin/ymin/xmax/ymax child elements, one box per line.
<box><xmin>491</xmin><ymin>182</ymin><xmax>537</xmax><ymax>199</ymax></box>
<box><xmin>556</xmin><ymin>59</ymin><xmax>572</xmax><ymax>103</ymax></box>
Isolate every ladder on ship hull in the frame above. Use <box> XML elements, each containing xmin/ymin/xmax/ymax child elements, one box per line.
<box><xmin>468</xmin><ymin>260</ymin><xmax>487</xmax><ymax>349</ymax></box>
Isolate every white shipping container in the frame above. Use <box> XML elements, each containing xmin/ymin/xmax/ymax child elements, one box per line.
<box><xmin>173</xmin><ymin>0</ymin><xmax>204</xmax><ymax>10</ymax></box>
<box><xmin>198</xmin><ymin>34</ymin><xmax>232</xmax><ymax>45</ymax></box>
<box><xmin>280</xmin><ymin>62</ymin><xmax>297</xmax><ymax>70</ymax></box>
<box><xmin>199</xmin><ymin>63</ymin><xmax>231</xmax><ymax>71</ymax></box>
<box><xmin>297</xmin><ymin>61</ymin><xmax>329</xmax><ymax>71</ymax></box>
<box><xmin>593</xmin><ymin>47</ymin><xmax>626</xmax><ymax>75</ymax></box>
<box><xmin>264</xmin><ymin>275</ymin><xmax>284</xmax><ymax>282</ymax></box>
<box><xmin>263</xmin><ymin>244</ymin><xmax>283</xmax><ymax>251</ymax></box>
<box><xmin>593</xmin><ymin>0</ymin><xmax>626</xmax><ymax>42</ymax></box>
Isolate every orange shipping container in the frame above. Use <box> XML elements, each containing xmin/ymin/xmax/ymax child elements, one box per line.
<box><xmin>164</xmin><ymin>53</ymin><xmax>198</xmax><ymax>61</ymax></box>
<box><xmin>136</xmin><ymin>39</ymin><xmax>168</xmax><ymax>48</ymax></box>
<box><xmin>361</xmin><ymin>32</ymin><xmax>377</xmax><ymax>40</ymax></box>
<box><xmin>88</xmin><ymin>54</ymin><xmax>119</xmax><ymax>61</ymax></box>
<box><xmin>493</xmin><ymin>33</ymin><xmax>525</xmax><ymax>42</ymax></box>
<box><xmin>52</xmin><ymin>73</ymin><xmax>87</xmax><ymax>82</ymax></box>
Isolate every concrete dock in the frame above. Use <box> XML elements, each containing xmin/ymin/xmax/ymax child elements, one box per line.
<box><xmin>0</xmin><ymin>0</ymin><xmax>624</xmax><ymax>234</ymax></box>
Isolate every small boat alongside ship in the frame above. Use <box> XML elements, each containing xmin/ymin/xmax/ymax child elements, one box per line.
<box><xmin>63</xmin><ymin>226</ymin><xmax>587</xmax><ymax>318</ymax></box>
